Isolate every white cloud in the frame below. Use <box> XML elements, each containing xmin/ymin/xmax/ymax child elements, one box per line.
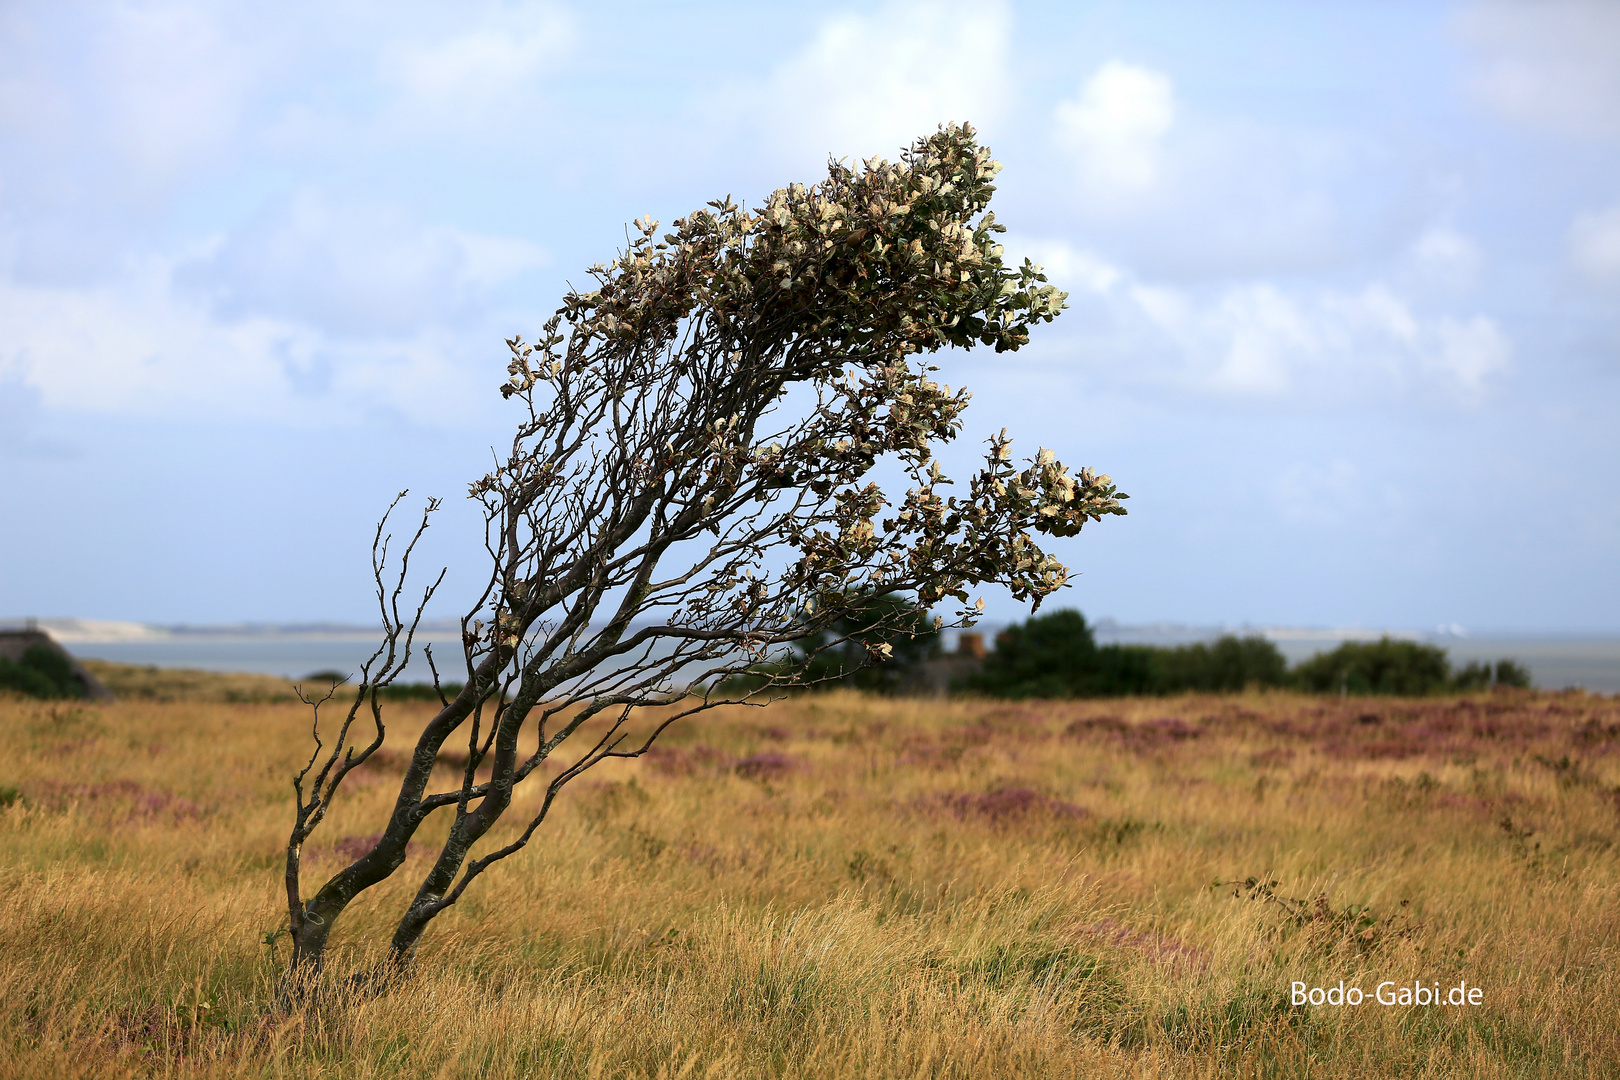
<box><xmin>1431</xmin><ymin>315</ymin><xmax>1512</xmax><ymax>392</ymax></box>
<box><xmin>745</xmin><ymin>0</ymin><xmax>1010</xmax><ymax>166</ymax></box>
<box><xmin>1053</xmin><ymin>61</ymin><xmax>1175</xmax><ymax>195</ymax></box>
<box><xmin>0</xmin><ymin>262</ymin><xmax>312</xmax><ymax>419</ymax></box>
<box><xmin>0</xmin><ymin>199</ymin><xmax>547</xmax><ymax>424</ymax></box>
<box><xmin>0</xmin><ymin>1</ymin><xmax>577</xmax><ymax>244</ymax></box>
<box><xmin>1043</xmin><ymin>73</ymin><xmax>1384</xmax><ymax>279</ymax></box>
<box><xmin>1456</xmin><ymin>0</ymin><xmax>1620</xmax><ymax>139</ymax></box>
<box><xmin>0</xmin><ymin>2</ymin><xmax>569</xmax><ymax>429</ymax></box>
<box><xmin>1568</xmin><ymin>204</ymin><xmax>1620</xmax><ymax>282</ymax></box>
<box><xmin>1204</xmin><ymin>284</ymin><xmax>1329</xmax><ymax>395</ymax></box>
<box><xmin>0</xmin><ymin>262</ymin><xmax>509</xmax><ymax>426</ymax></box>
<box><xmin>94</xmin><ymin>3</ymin><xmax>259</xmax><ymax>186</ymax></box>
<box><xmin>1019</xmin><ymin>240</ymin><xmax>1121</xmax><ymax>293</ymax></box>
<box><xmin>175</xmin><ymin>189</ymin><xmax>548</xmax><ymax>336</ymax></box>
<box><xmin>0</xmin><ymin>0</ymin><xmax>261</xmax><ymax>215</ymax></box>
<box><xmin>377</xmin><ymin>1</ymin><xmax>574</xmax><ymax>132</ymax></box>
<box><xmin>1408</xmin><ymin>227</ymin><xmax>1483</xmax><ymax>291</ymax></box>
<box><xmin>1024</xmin><ymin>241</ymin><xmax>1511</xmax><ymax>403</ymax></box>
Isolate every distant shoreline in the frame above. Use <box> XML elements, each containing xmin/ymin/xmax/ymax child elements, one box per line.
<box><xmin>7</xmin><ymin>615</ymin><xmax>1620</xmax><ymax>645</ymax></box>
<box><xmin>7</xmin><ymin>617</ymin><xmax>1618</xmax><ymax>693</ymax></box>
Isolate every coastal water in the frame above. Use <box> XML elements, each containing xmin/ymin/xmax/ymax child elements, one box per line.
<box><xmin>63</xmin><ymin>635</ymin><xmax>465</xmax><ymax>684</ymax></box>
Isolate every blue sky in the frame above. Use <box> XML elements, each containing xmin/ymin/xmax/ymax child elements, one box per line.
<box><xmin>2</xmin><ymin>0</ymin><xmax>1617</xmax><ymax>631</ymax></box>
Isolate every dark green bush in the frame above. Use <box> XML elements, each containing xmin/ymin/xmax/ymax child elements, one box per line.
<box><xmin>956</xmin><ymin>612</ymin><xmax>1529</xmax><ymax>699</ymax></box>
<box><xmin>1450</xmin><ymin>658</ymin><xmax>1533</xmax><ymax>691</ymax></box>
<box><xmin>1149</xmin><ymin>635</ymin><xmax>1291</xmax><ymax>692</ymax></box>
<box><xmin>1492</xmin><ymin>659</ymin><xmax>1533</xmax><ymax>688</ymax></box>
<box><xmin>1291</xmin><ymin>637</ymin><xmax>1452</xmax><ymax>695</ymax></box>
<box><xmin>799</xmin><ymin>593</ymin><xmax>940</xmax><ymax>692</ymax></box>
<box><xmin>954</xmin><ymin>610</ymin><xmax>1291</xmax><ymax>698</ymax></box>
<box><xmin>0</xmin><ymin>643</ymin><xmax>87</xmax><ymax>700</ymax></box>
<box><xmin>1088</xmin><ymin>644</ymin><xmax>1162</xmax><ymax>696</ymax></box>
<box><xmin>956</xmin><ymin>609</ymin><xmax>1101</xmax><ymax>698</ymax></box>
<box><xmin>730</xmin><ymin>605</ymin><xmax>1534</xmax><ymax>701</ymax></box>
<box><xmin>720</xmin><ymin>593</ymin><xmax>941</xmax><ymax>695</ymax></box>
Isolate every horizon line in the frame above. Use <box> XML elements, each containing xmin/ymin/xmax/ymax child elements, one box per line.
<box><xmin>7</xmin><ymin>615</ymin><xmax>1620</xmax><ymax>646</ymax></box>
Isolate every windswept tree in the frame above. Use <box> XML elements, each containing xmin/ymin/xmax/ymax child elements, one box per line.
<box><xmin>280</xmin><ymin>124</ymin><xmax>1127</xmax><ymax>993</ymax></box>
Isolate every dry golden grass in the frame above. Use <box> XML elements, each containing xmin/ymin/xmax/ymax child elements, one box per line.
<box><xmin>79</xmin><ymin>660</ymin><xmax>300</xmax><ymax>703</ymax></box>
<box><xmin>1</xmin><ymin>684</ymin><xmax>1617</xmax><ymax>1078</ymax></box>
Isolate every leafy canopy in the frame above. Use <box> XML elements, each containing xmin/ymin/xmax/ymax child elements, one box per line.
<box><xmin>477</xmin><ymin>122</ymin><xmax>1129</xmax><ymax>691</ymax></box>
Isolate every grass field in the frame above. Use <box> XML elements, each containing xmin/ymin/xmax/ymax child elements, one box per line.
<box><xmin>2</xmin><ymin>676</ymin><xmax>1618</xmax><ymax>1078</ymax></box>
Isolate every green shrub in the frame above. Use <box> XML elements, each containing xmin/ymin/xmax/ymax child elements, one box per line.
<box><xmin>1149</xmin><ymin>635</ymin><xmax>1290</xmax><ymax>692</ymax></box>
<box><xmin>719</xmin><ymin>593</ymin><xmax>941</xmax><ymax>696</ymax></box>
<box><xmin>794</xmin><ymin>606</ymin><xmax>1534</xmax><ymax>701</ymax></box>
<box><xmin>1087</xmin><ymin>644</ymin><xmax>1162</xmax><ymax>696</ymax></box>
<box><xmin>1451</xmin><ymin>658</ymin><xmax>1533</xmax><ymax>691</ymax></box>
<box><xmin>799</xmin><ymin>593</ymin><xmax>941</xmax><ymax>693</ymax></box>
<box><xmin>0</xmin><ymin>643</ymin><xmax>87</xmax><ymax>700</ymax></box>
<box><xmin>1292</xmin><ymin>637</ymin><xmax>1451</xmax><ymax>695</ymax></box>
<box><xmin>958</xmin><ymin>610</ymin><xmax>1291</xmax><ymax>699</ymax></box>
<box><xmin>956</xmin><ymin>609</ymin><xmax>1100</xmax><ymax>698</ymax></box>
<box><xmin>1493</xmin><ymin>658</ymin><xmax>1533</xmax><ymax>688</ymax></box>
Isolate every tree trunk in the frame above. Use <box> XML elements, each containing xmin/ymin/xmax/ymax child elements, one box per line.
<box><xmin>276</xmin><ymin>914</ymin><xmax>335</xmax><ymax>1008</ymax></box>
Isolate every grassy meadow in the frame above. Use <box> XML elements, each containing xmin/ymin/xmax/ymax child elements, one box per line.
<box><xmin>2</xmin><ymin>674</ymin><xmax>1618</xmax><ymax>1078</ymax></box>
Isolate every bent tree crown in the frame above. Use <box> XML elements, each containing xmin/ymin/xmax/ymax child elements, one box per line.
<box><xmin>281</xmin><ymin>123</ymin><xmax>1127</xmax><ymax>987</ymax></box>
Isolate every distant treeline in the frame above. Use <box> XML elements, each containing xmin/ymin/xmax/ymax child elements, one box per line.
<box><xmin>719</xmin><ymin>599</ymin><xmax>1534</xmax><ymax>700</ymax></box>
<box><xmin>955</xmin><ymin>609</ymin><xmax>1530</xmax><ymax>699</ymax></box>
<box><xmin>0</xmin><ymin>606</ymin><xmax>1534</xmax><ymax>703</ymax></box>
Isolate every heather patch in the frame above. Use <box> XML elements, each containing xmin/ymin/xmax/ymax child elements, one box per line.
<box><xmin>642</xmin><ymin>743</ymin><xmax>732</xmax><ymax>776</ymax></box>
<box><xmin>320</xmin><ymin>832</ymin><xmax>434</xmax><ymax>863</ymax></box>
<box><xmin>1063</xmin><ymin>714</ymin><xmax>1204</xmax><ymax>753</ymax></box>
<box><xmin>23</xmin><ymin>778</ymin><xmax>204</xmax><ymax>820</ymax></box>
<box><xmin>733</xmin><ymin>752</ymin><xmax>799</xmax><ymax>781</ymax></box>
<box><xmin>922</xmin><ymin>785</ymin><xmax>1089</xmax><ymax>825</ymax></box>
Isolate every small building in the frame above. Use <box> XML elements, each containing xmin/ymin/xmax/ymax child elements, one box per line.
<box><xmin>904</xmin><ymin>632</ymin><xmax>988</xmax><ymax>696</ymax></box>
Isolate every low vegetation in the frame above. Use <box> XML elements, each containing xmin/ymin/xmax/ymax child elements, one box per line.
<box><xmin>0</xmin><ymin>642</ymin><xmax>94</xmax><ymax>700</ymax></box>
<box><xmin>2</xmin><ymin>677</ymin><xmax>1616</xmax><ymax>1077</ymax></box>
<box><xmin>1294</xmin><ymin>638</ymin><xmax>1532</xmax><ymax>696</ymax></box>
<box><xmin>77</xmin><ymin>660</ymin><xmax>302</xmax><ymax>703</ymax></box>
<box><xmin>961</xmin><ymin>610</ymin><xmax>1534</xmax><ymax>698</ymax></box>
<box><xmin>67</xmin><ymin>662</ymin><xmax>458</xmax><ymax>706</ymax></box>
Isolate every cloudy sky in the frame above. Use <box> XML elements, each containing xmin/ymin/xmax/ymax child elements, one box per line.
<box><xmin>2</xmin><ymin>0</ymin><xmax>1617</xmax><ymax>631</ymax></box>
